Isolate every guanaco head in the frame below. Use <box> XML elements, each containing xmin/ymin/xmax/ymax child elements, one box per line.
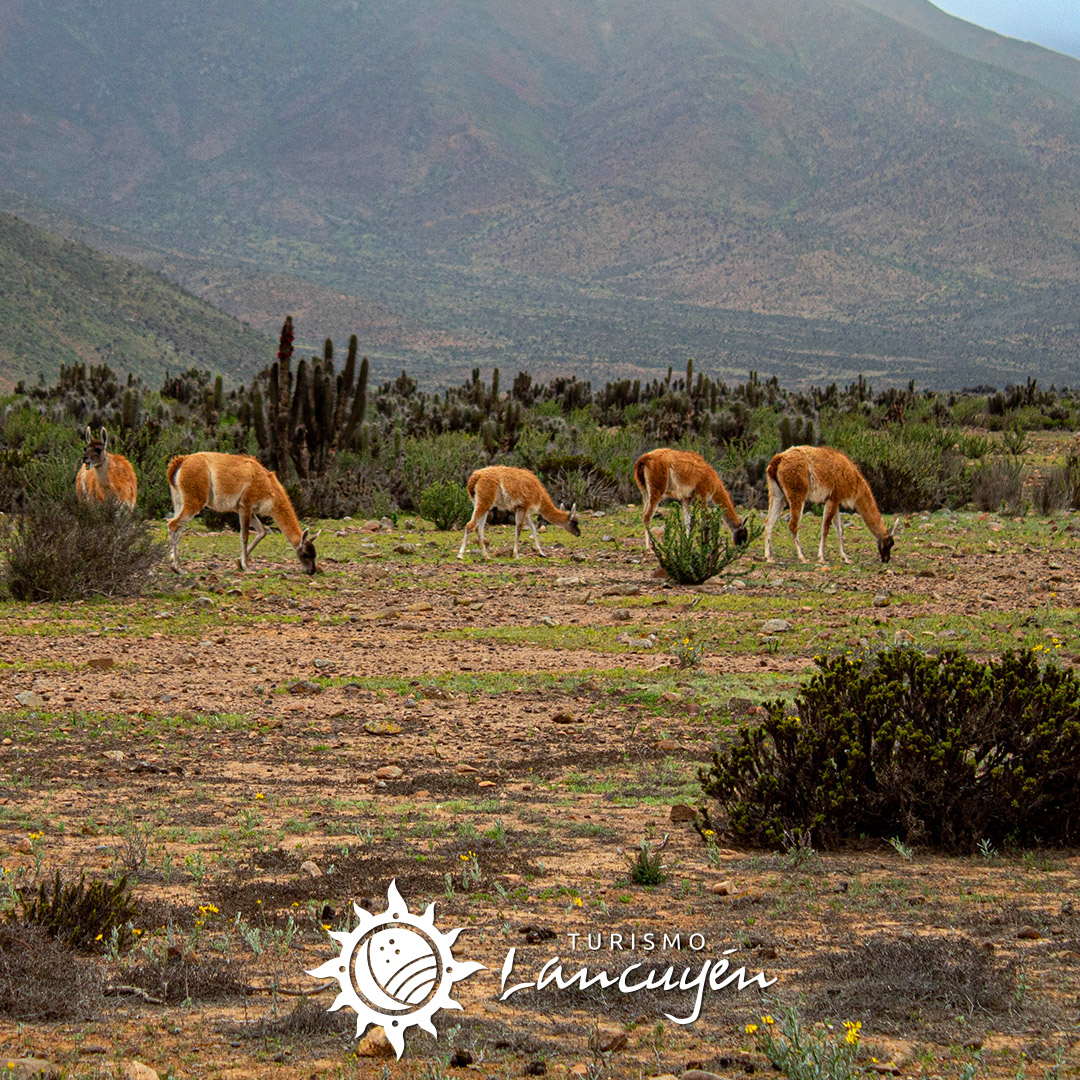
<box><xmin>732</xmin><ymin>521</ymin><xmax>749</xmax><ymax>547</ymax></box>
<box><xmin>297</xmin><ymin>528</ymin><xmax>321</xmax><ymax>575</ymax></box>
<box><xmin>566</xmin><ymin>504</ymin><xmax>581</xmax><ymax>537</ymax></box>
<box><xmin>878</xmin><ymin>517</ymin><xmax>900</xmax><ymax>563</ymax></box>
<box><xmin>82</xmin><ymin>426</ymin><xmax>108</xmax><ymax>469</ymax></box>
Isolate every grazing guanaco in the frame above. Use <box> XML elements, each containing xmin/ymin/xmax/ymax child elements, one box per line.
<box><xmin>166</xmin><ymin>452</ymin><xmax>320</xmax><ymax>574</ymax></box>
<box><xmin>76</xmin><ymin>427</ymin><xmax>138</xmax><ymax>509</ymax></box>
<box><xmin>764</xmin><ymin>445</ymin><xmax>896</xmax><ymax>564</ymax></box>
<box><xmin>457</xmin><ymin>466</ymin><xmax>580</xmax><ymax>560</ymax></box>
<box><xmin>633</xmin><ymin>448</ymin><xmax>748</xmax><ymax>552</ymax></box>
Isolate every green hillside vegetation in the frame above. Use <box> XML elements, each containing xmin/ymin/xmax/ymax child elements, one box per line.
<box><xmin>1</xmin><ymin>1</ymin><xmax>1080</xmax><ymax>385</ymax></box>
<box><xmin>0</xmin><ymin>213</ymin><xmax>272</xmax><ymax>391</ymax></box>
<box><xmin>3</xmin><ymin>314</ymin><xmax>1078</xmax><ymax>531</ymax></box>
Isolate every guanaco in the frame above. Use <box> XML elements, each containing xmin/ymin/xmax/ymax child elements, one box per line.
<box><xmin>633</xmin><ymin>448</ymin><xmax>748</xmax><ymax>552</ymax></box>
<box><xmin>167</xmin><ymin>452</ymin><xmax>320</xmax><ymax>574</ymax></box>
<box><xmin>764</xmin><ymin>445</ymin><xmax>896</xmax><ymax>564</ymax></box>
<box><xmin>76</xmin><ymin>427</ymin><xmax>138</xmax><ymax>509</ymax></box>
<box><xmin>457</xmin><ymin>466</ymin><xmax>580</xmax><ymax>560</ymax></box>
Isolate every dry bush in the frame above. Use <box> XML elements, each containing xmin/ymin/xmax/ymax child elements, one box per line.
<box><xmin>3</xmin><ymin>491</ymin><xmax>162</xmax><ymax>601</ymax></box>
<box><xmin>0</xmin><ymin>923</ymin><xmax>102</xmax><ymax>1020</ymax></box>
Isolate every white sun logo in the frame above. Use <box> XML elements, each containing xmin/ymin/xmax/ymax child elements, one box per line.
<box><xmin>307</xmin><ymin>879</ymin><xmax>485</xmax><ymax>1059</ymax></box>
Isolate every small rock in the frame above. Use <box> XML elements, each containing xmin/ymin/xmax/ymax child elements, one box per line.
<box><xmin>393</xmin><ymin>543</ymin><xmax>417</xmax><ymax>555</ymax></box>
<box><xmin>287</xmin><ymin>680</ymin><xmax>323</xmax><ymax>694</ymax></box>
<box><xmin>121</xmin><ymin>1062</ymin><xmax>160</xmax><ymax>1080</ymax></box>
<box><xmin>872</xmin><ymin>593</ymin><xmax>890</xmax><ymax>607</ymax></box>
<box><xmin>455</xmin><ymin>763</ymin><xmax>480</xmax><ymax>774</ymax></box>
<box><xmin>14</xmin><ymin>691</ymin><xmax>45</xmax><ymax>708</ymax></box>
<box><xmin>363</xmin><ymin>720</ymin><xmax>403</xmax><ymax>736</ymax></box>
<box><xmin>524</xmin><ymin>1063</ymin><xmax>547</xmax><ymax>1077</ymax></box>
<box><xmin>762</xmin><ymin>619</ymin><xmax>793</xmax><ymax>634</ymax></box>
<box><xmin>313</xmin><ymin>658</ymin><xmax>336</xmax><ymax>670</ymax></box>
<box><xmin>612</xmin><ymin>609</ymin><xmax>632</xmax><ymax>621</ymax></box>
<box><xmin>669</xmin><ymin>804</ymin><xmax>697</xmax><ymax>823</ymax></box>
<box><xmin>551</xmin><ymin>711</ymin><xmax>578</xmax><ymax>724</ymax></box>
<box><xmin>710</xmin><ymin>880</ymin><xmax>734</xmax><ymax>896</ymax></box>
<box><xmin>660</xmin><ymin>690</ymin><xmax>682</xmax><ymax>703</ymax></box>
<box><xmin>449</xmin><ymin>1050</ymin><xmax>474</xmax><ymax>1067</ymax></box>
<box><xmin>355</xmin><ymin>1026</ymin><xmax>395</xmax><ymax>1058</ymax></box>
<box><xmin>657</xmin><ymin>739</ymin><xmax>679</xmax><ymax>751</ymax></box>
<box><xmin>87</xmin><ymin>657</ymin><xmax>115</xmax><ymax>670</ymax></box>
<box><xmin>591</xmin><ymin>1026</ymin><xmax>628</xmax><ymax>1053</ymax></box>
<box><xmin>192</xmin><ymin>596</ymin><xmax>215</xmax><ymax>608</ymax></box>
<box><xmin>299</xmin><ymin>860</ymin><xmax>323</xmax><ymax>878</ymax></box>
<box><xmin>102</xmin><ymin>750</ymin><xmax>125</xmax><ymax>762</ymax></box>
<box><xmin>1016</xmin><ymin>926</ymin><xmax>1044</xmax><ymax>940</ymax></box>
<box><xmin>374</xmin><ymin>765</ymin><xmax>404</xmax><ymax>781</ymax></box>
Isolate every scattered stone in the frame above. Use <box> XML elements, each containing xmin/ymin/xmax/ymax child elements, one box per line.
<box><xmin>669</xmin><ymin>804</ymin><xmax>698</xmax><ymax>823</ymax></box>
<box><xmin>762</xmin><ymin>619</ymin><xmax>793</xmax><ymax>634</ymax></box>
<box><xmin>602</xmin><ymin>585</ymin><xmax>641</xmax><ymax>597</ymax></box>
<box><xmin>363</xmin><ymin>720</ymin><xmax>402</xmax><ymax>736</ymax></box>
<box><xmin>313</xmin><ymin>658</ymin><xmax>336</xmax><ymax>670</ymax></box>
<box><xmin>612</xmin><ymin>609</ymin><xmax>632</xmax><ymax>621</ymax></box>
<box><xmin>102</xmin><ymin>750</ymin><xmax>125</xmax><ymax>763</ymax></box>
<box><xmin>287</xmin><ymin>680</ymin><xmax>323</xmax><ymax>694</ymax></box>
<box><xmin>121</xmin><ymin>1062</ymin><xmax>159</xmax><ymax>1080</ymax></box>
<box><xmin>361</xmin><ymin>520</ymin><xmax>382</xmax><ymax>532</ymax></box>
<box><xmin>710</xmin><ymin>881</ymin><xmax>734</xmax><ymax>896</ymax></box>
<box><xmin>374</xmin><ymin>765</ymin><xmax>404</xmax><ymax>781</ymax></box>
<box><xmin>449</xmin><ymin>1050</ymin><xmax>474</xmax><ymax>1067</ymax></box>
<box><xmin>660</xmin><ymin>690</ymin><xmax>682</xmax><ymax>703</ymax></box>
<box><xmin>455</xmin><ymin>763</ymin><xmax>480</xmax><ymax>774</ymax></box>
<box><xmin>393</xmin><ymin>543</ymin><xmax>417</xmax><ymax>555</ymax></box>
<box><xmin>1016</xmin><ymin>926</ymin><xmax>1044</xmax><ymax>940</ymax></box>
<box><xmin>872</xmin><ymin>593</ymin><xmax>890</xmax><ymax>607</ymax></box>
<box><xmin>591</xmin><ymin>1026</ymin><xmax>628</xmax><ymax>1054</ymax></box>
<box><xmin>14</xmin><ymin>691</ymin><xmax>45</xmax><ymax>708</ymax></box>
<box><xmin>355</xmin><ymin>1026</ymin><xmax>395</xmax><ymax>1058</ymax></box>
<box><xmin>299</xmin><ymin>860</ymin><xmax>323</xmax><ymax>879</ymax></box>
<box><xmin>192</xmin><ymin>596</ymin><xmax>215</xmax><ymax>608</ymax></box>
<box><xmin>407</xmin><ymin>602</ymin><xmax>434</xmax><ymax>613</ymax></box>
<box><xmin>87</xmin><ymin>657</ymin><xmax>115</xmax><ymax>670</ymax></box>
<box><xmin>521</xmin><ymin>924</ymin><xmax>556</xmax><ymax>944</ymax></box>
<box><xmin>524</xmin><ymin>1063</ymin><xmax>547</xmax><ymax>1077</ymax></box>
<box><xmin>551</xmin><ymin>711</ymin><xmax>579</xmax><ymax>724</ymax></box>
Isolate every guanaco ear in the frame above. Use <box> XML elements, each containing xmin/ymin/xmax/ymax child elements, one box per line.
<box><xmin>302</xmin><ymin>529</ymin><xmax>322</xmax><ymax>543</ymax></box>
<box><xmin>84</xmin><ymin>426</ymin><xmax>92</xmax><ymax>443</ymax></box>
<box><xmin>890</xmin><ymin>515</ymin><xmax>900</xmax><ymax>537</ymax></box>
<box><xmin>569</xmin><ymin>503</ymin><xmax>577</xmax><ymax>519</ymax></box>
<box><xmin>100</xmin><ymin>427</ymin><xmax>108</xmax><ymax>447</ymax></box>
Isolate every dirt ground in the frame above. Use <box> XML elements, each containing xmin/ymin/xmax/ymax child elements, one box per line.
<box><xmin>0</xmin><ymin>509</ymin><xmax>1077</xmax><ymax>1080</ymax></box>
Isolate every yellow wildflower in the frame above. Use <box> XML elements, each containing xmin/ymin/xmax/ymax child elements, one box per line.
<box><xmin>745</xmin><ymin>1023</ymin><xmax>758</xmax><ymax>1034</ymax></box>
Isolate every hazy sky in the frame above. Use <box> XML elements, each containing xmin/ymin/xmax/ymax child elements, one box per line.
<box><xmin>932</xmin><ymin>2</ymin><xmax>1080</xmax><ymax>59</ymax></box>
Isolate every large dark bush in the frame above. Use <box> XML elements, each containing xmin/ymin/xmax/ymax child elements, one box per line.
<box><xmin>3</xmin><ymin>491</ymin><xmax>163</xmax><ymax>601</ymax></box>
<box><xmin>700</xmin><ymin>646</ymin><xmax>1080</xmax><ymax>853</ymax></box>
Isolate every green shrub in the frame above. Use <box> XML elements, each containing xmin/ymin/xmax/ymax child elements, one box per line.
<box><xmin>747</xmin><ymin>1007</ymin><xmax>863</xmax><ymax>1080</ymax></box>
<box><xmin>699</xmin><ymin>646</ymin><xmax>1080</xmax><ymax>853</ymax></box>
<box><xmin>628</xmin><ymin>841</ymin><xmax>667</xmax><ymax>886</ymax></box>
<box><xmin>3</xmin><ymin>491</ymin><xmax>163</xmax><ymax>601</ymax></box>
<box><xmin>14</xmin><ymin>871</ymin><xmax>138</xmax><ymax>952</ymax></box>
<box><xmin>419</xmin><ymin>480</ymin><xmax>473</xmax><ymax>530</ymax></box>
<box><xmin>650</xmin><ymin>503</ymin><xmax>758</xmax><ymax>585</ymax></box>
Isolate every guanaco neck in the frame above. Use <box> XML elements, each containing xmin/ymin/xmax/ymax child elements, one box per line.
<box><xmin>268</xmin><ymin>475</ymin><xmax>304</xmax><ymax>549</ymax></box>
<box><xmin>708</xmin><ymin>475</ymin><xmax>743</xmax><ymax>528</ymax></box>
<box><xmin>854</xmin><ymin>479</ymin><xmax>890</xmax><ymax>540</ymax></box>
<box><xmin>537</xmin><ymin>489</ymin><xmax>572</xmax><ymax>526</ymax></box>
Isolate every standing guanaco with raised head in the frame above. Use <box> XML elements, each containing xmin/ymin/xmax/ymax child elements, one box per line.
<box><xmin>633</xmin><ymin>448</ymin><xmax>748</xmax><ymax>552</ymax></box>
<box><xmin>764</xmin><ymin>445</ymin><xmax>896</xmax><ymax>564</ymax></box>
<box><xmin>76</xmin><ymin>427</ymin><xmax>138</xmax><ymax>509</ymax></box>
<box><xmin>166</xmin><ymin>452</ymin><xmax>320</xmax><ymax>574</ymax></box>
<box><xmin>458</xmin><ymin>466</ymin><xmax>580</xmax><ymax>560</ymax></box>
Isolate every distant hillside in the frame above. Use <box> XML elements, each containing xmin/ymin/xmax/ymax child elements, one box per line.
<box><xmin>0</xmin><ymin>213</ymin><xmax>272</xmax><ymax>391</ymax></box>
<box><xmin>2</xmin><ymin>0</ymin><xmax>1080</xmax><ymax>386</ymax></box>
